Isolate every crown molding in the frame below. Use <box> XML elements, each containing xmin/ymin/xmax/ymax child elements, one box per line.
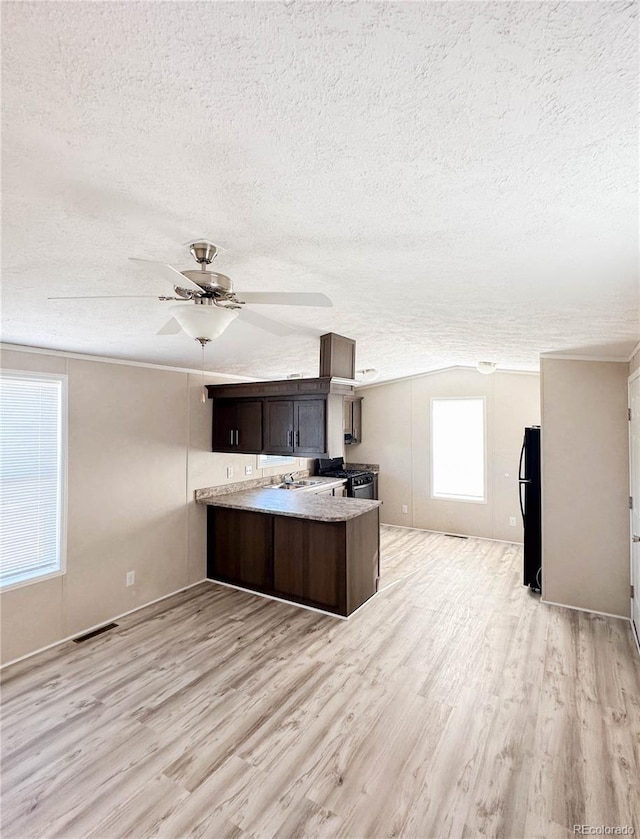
<box><xmin>0</xmin><ymin>343</ymin><xmax>260</xmax><ymax>381</ymax></box>
<box><xmin>540</xmin><ymin>353</ymin><xmax>631</xmax><ymax>364</ymax></box>
<box><xmin>627</xmin><ymin>340</ymin><xmax>640</xmax><ymax>362</ymax></box>
<box><xmin>354</xmin><ymin>364</ymin><xmax>540</xmax><ymax>391</ymax></box>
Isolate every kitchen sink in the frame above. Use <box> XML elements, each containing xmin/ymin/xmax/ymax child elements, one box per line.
<box><xmin>268</xmin><ymin>480</ymin><xmax>324</xmax><ymax>490</ymax></box>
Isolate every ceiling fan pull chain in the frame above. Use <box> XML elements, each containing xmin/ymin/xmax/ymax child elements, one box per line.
<box><xmin>200</xmin><ymin>339</ymin><xmax>207</xmax><ymax>403</ymax></box>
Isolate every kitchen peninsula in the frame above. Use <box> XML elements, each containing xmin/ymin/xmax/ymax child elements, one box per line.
<box><xmin>197</xmin><ymin>486</ymin><xmax>381</xmax><ymax>617</ymax></box>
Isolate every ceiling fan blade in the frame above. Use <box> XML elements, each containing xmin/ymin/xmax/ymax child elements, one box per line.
<box><xmin>157</xmin><ymin>317</ymin><xmax>182</xmax><ymax>335</ymax></box>
<box><xmin>129</xmin><ymin>258</ymin><xmax>204</xmax><ymax>292</ymax></box>
<box><xmin>48</xmin><ymin>295</ymin><xmax>162</xmax><ymax>300</ymax></box>
<box><xmin>239</xmin><ymin>292</ymin><xmax>333</xmax><ymax>308</ymax></box>
<box><xmin>237</xmin><ymin>308</ymin><xmax>297</xmax><ymax>336</ymax></box>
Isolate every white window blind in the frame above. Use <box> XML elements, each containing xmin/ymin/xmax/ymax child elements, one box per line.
<box><xmin>431</xmin><ymin>397</ymin><xmax>486</xmax><ymax>502</ymax></box>
<box><xmin>0</xmin><ymin>372</ymin><xmax>66</xmax><ymax>589</ymax></box>
<box><xmin>258</xmin><ymin>455</ymin><xmax>295</xmax><ymax>468</ymax></box>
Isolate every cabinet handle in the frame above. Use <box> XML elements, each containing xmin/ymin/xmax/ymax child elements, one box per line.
<box><xmin>230</xmin><ymin>429</ymin><xmax>234</xmax><ymax>446</ymax></box>
<box><xmin>288</xmin><ymin>430</ymin><xmax>292</xmax><ymax>446</ymax></box>
<box><xmin>295</xmin><ymin>430</ymin><xmax>299</xmax><ymax>446</ymax></box>
<box><xmin>235</xmin><ymin>429</ymin><xmax>239</xmax><ymax>446</ymax></box>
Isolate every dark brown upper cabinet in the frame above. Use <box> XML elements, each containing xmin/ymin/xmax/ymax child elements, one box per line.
<box><xmin>207</xmin><ymin>377</ymin><xmax>350</xmax><ymax>458</ymax></box>
<box><xmin>211</xmin><ymin>399</ymin><xmax>263</xmax><ymax>453</ymax></box>
<box><xmin>263</xmin><ymin>399</ymin><xmax>295</xmax><ymax>453</ymax></box>
<box><xmin>263</xmin><ymin>397</ymin><xmax>326</xmax><ymax>455</ymax></box>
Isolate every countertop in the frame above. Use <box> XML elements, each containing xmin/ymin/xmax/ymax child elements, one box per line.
<box><xmin>197</xmin><ymin>486</ymin><xmax>381</xmax><ymax>522</ymax></box>
<box><xmin>195</xmin><ymin>475</ymin><xmax>345</xmax><ymax>502</ymax></box>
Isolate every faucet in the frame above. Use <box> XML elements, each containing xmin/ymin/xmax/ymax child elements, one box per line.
<box><xmin>284</xmin><ymin>473</ymin><xmax>295</xmax><ymax>485</ymax></box>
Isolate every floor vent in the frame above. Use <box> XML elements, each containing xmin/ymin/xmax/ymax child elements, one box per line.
<box><xmin>444</xmin><ymin>533</ymin><xmax>468</xmax><ymax>539</ymax></box>
<box><xmin>73</xmin><ymin>623</ymin><xmax>119</xmax><ymax>643</ymax></box>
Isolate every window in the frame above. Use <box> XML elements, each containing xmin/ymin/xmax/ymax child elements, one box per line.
<box><xmin>257</xmin><ymin>455</ymin><xmax>296</xmax><ymax>469</ymax></box>
<box><xmin>0</xmin><ymin>371</ymin><xmax>67</xmax><ymax>589</ymax></box>
<box><xmin>431</xmin><ymin>397</ymin><xmax>485</xmax><ymax>502</ymax></box>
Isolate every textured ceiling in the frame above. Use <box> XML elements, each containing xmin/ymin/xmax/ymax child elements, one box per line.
<box><xmin>2</xmin><ymin>1</ymin><xmax>638</xmax><ymax>382</ymax></box>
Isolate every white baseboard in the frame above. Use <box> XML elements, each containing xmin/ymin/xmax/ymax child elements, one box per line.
<box><xmin>206</xmin><ymin>578</ymin><xmax>347</xmax><ymax>620</ymax></box>
<box><xmin>541</xmin><ymin>598</ymin><xmax>630</xmax><ymax>622</ymax></box>
<box><xmin>381</xmin><ymin>522</ymin><xmax>523</xmax><ymax>546</ymax></box>
<box><xmin>1</xmin><ymin>579</ymin><xmax>209</xmax><ymax>670</ymax></box>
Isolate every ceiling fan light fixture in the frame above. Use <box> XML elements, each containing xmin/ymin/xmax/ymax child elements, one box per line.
<box><xmin>476</xmin><ymin>361</ymin><xmax>497</xmax><ymax>375</ymax></box>
<box><xmin>170</xmin><ymin>304</ymin><xmax>239</xmax><ymax>341</ymax></box>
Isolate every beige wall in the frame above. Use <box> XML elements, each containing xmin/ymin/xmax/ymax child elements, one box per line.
<box><xmin>0</xmin><ymin>348</ymin><xmax>307</xmax><ymax>665</ymax></box>
<box><xmin>541</xmin><ymin>358</ymin><xmax>630</xmax><ymax>617</ymax></box>
<box><xmin>347</xmin><ymin>368</ymin><xmax>540</xmax><ymax>541</ymax></box>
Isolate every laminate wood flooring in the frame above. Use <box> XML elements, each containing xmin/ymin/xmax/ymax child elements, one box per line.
<box><xmin>2</xmin><ymin>527</ymin><xmax>639</xmax><ymax>839</ymax></box>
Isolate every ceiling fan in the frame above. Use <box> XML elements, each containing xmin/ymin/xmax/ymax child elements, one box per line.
<box><xmin>49</xmin><ymin>241</ymin><xmax>333</xmax><ymax>344</ymax></box>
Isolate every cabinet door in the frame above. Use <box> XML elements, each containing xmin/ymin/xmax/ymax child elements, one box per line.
<box><xmin>294</xmin><ymin>399</ymin><xmax>326</xmax><ymax>454</ymax></box>
<box><xmin>210</xmin><ymin>508</ymin><xmax>272</xmax><ymax>589</ymax></box>
<box><xmin>211</xmin><ymin>400</ymin><xmax>237</xmax><ymax>452</ymax></box>
<box><xmin>235</xmin><ymin>400</ymin><xmax>263</xmax><ymax>453</ymax></box>
<box><xmin>264</xmin><ymin>400</ymin><xmax>294</xmax><ymax>453</ymax></box>
<box><xmin>273</xmin><ymin>517</ymin><xmax>345</xmax><ymax>611</ymax></box>
<box><xmin>273</xmin><ymin>517</ymin><xmax>305</xmax><ymax>598</ymax></box>
<box><xmin>306</xmin><ymin>520</ymin><xmax>344</xmax><ymax>609</ymax></box>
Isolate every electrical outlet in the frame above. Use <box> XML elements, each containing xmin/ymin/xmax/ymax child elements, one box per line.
<box><xmin>245</xmin><ymin>466</ymin><xmax>253</xmax><ymax>476</ymax></box>
<box><xmin>126</xmin><ymin>571</ymin><xmax>135</xmax><ymax>587</ymax></box>
<box><xmin>509</xmin><ymin>516</ymin><xmax>517</xmax><ymax>527</ymax></box>
<box><xmin>226</xmin><ymin>466</ymin><xmax>233</xmax><ymax>478</ymax></box>
<box><xmin>401</xmin><ymin>505</ymin><xmax>408</xmax><ymax>515</ymax></box>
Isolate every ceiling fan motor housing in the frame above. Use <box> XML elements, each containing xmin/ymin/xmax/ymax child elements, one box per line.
<box><xmin>180</xmin><ymin>270</ymin><xmax>233</xmax><ymax>295</ymax></box>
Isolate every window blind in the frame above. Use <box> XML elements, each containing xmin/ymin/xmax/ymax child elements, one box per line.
<box><xmin>0</xmin><ymin>373</ymin><xmax>65</xmax><ymax>588</ymax></box>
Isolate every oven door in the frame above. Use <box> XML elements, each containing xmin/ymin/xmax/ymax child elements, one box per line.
<box><xmin>350</xmin><ymin>480</ymin><xmax>374</xmax><ymax>500</ymax></box>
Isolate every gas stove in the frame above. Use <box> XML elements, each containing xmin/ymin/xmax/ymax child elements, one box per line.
<box><xmin>316</xmin><ymin>458</ymin><xmax>375</xmax><ymax>498</ymax></box>
<box><xmin>320</xmin><ymin>468</ymin><xmax>368</xmax><ymax>479</ymax></box>
<box><xmin>317</xmin><ymin>458</ymin><xmax>368</xmax><ymax>478</ymax></box>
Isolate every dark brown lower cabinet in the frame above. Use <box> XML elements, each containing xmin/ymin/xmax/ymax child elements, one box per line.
<box><xmin>273</xmin><ymin>517</ymin><xmax>345</xmax><ymax>610</ymax></box>
<box><xmin>206</xmin><ymin>506</ymin><xmax>380</xmax><ymax>616</ymax></box>
<box><xmin>207</xmin><ymin>507</ymin><xmax>271</xmax><ymax>590</ymax></box>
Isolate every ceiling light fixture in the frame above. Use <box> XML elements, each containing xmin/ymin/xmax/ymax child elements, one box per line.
<box><xmin>170</xmin><ymin>304</ymin><xmax>239</xmax><ymax>342</ymax></box>
<box><xmin>476</xmin><ymin>361</ymin><xmax>497</xmax><ymax>375</ymax></box>
<box><xmin>168</xmin><ymin>304</ymin><xmax>239</xmax><ymax>404</ymax></box>
<box><xmin>356</xmin><ymin>368</ymin><xmax>380</xmax><ymax>383</ymax></box>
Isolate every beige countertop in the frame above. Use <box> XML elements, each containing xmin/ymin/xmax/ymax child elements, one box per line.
<box><xmin>196</xmin><ymin>486</ymin><xmax>381</xmax><ymax>522</ymax></box>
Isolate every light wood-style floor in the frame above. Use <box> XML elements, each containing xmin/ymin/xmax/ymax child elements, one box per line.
<box><xmin>2</xmin><ymin>526</ymin><xmax>639</xmax><ymax>839</ymax></box>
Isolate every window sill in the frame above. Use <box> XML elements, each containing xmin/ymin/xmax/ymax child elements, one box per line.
<box><xmin>1</xmin><ymin>568</ymin><xmax>65</xmax><ymax>593</ymax></box>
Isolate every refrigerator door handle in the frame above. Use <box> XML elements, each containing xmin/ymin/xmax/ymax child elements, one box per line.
<box><xmin>518</xmin><ymin>438</ymin><xmax>526</xmax><ymax>481</ymax></box>
<box><xmin>519</xmin><ymin>480</ymin><xmax>526</xmax><ymax>522</ymax></box>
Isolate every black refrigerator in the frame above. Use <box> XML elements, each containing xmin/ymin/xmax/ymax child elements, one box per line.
<box><xmin>519</xmin><ymin>426</ymin><xmax>542</xmax><ymax>591</ymax></box>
